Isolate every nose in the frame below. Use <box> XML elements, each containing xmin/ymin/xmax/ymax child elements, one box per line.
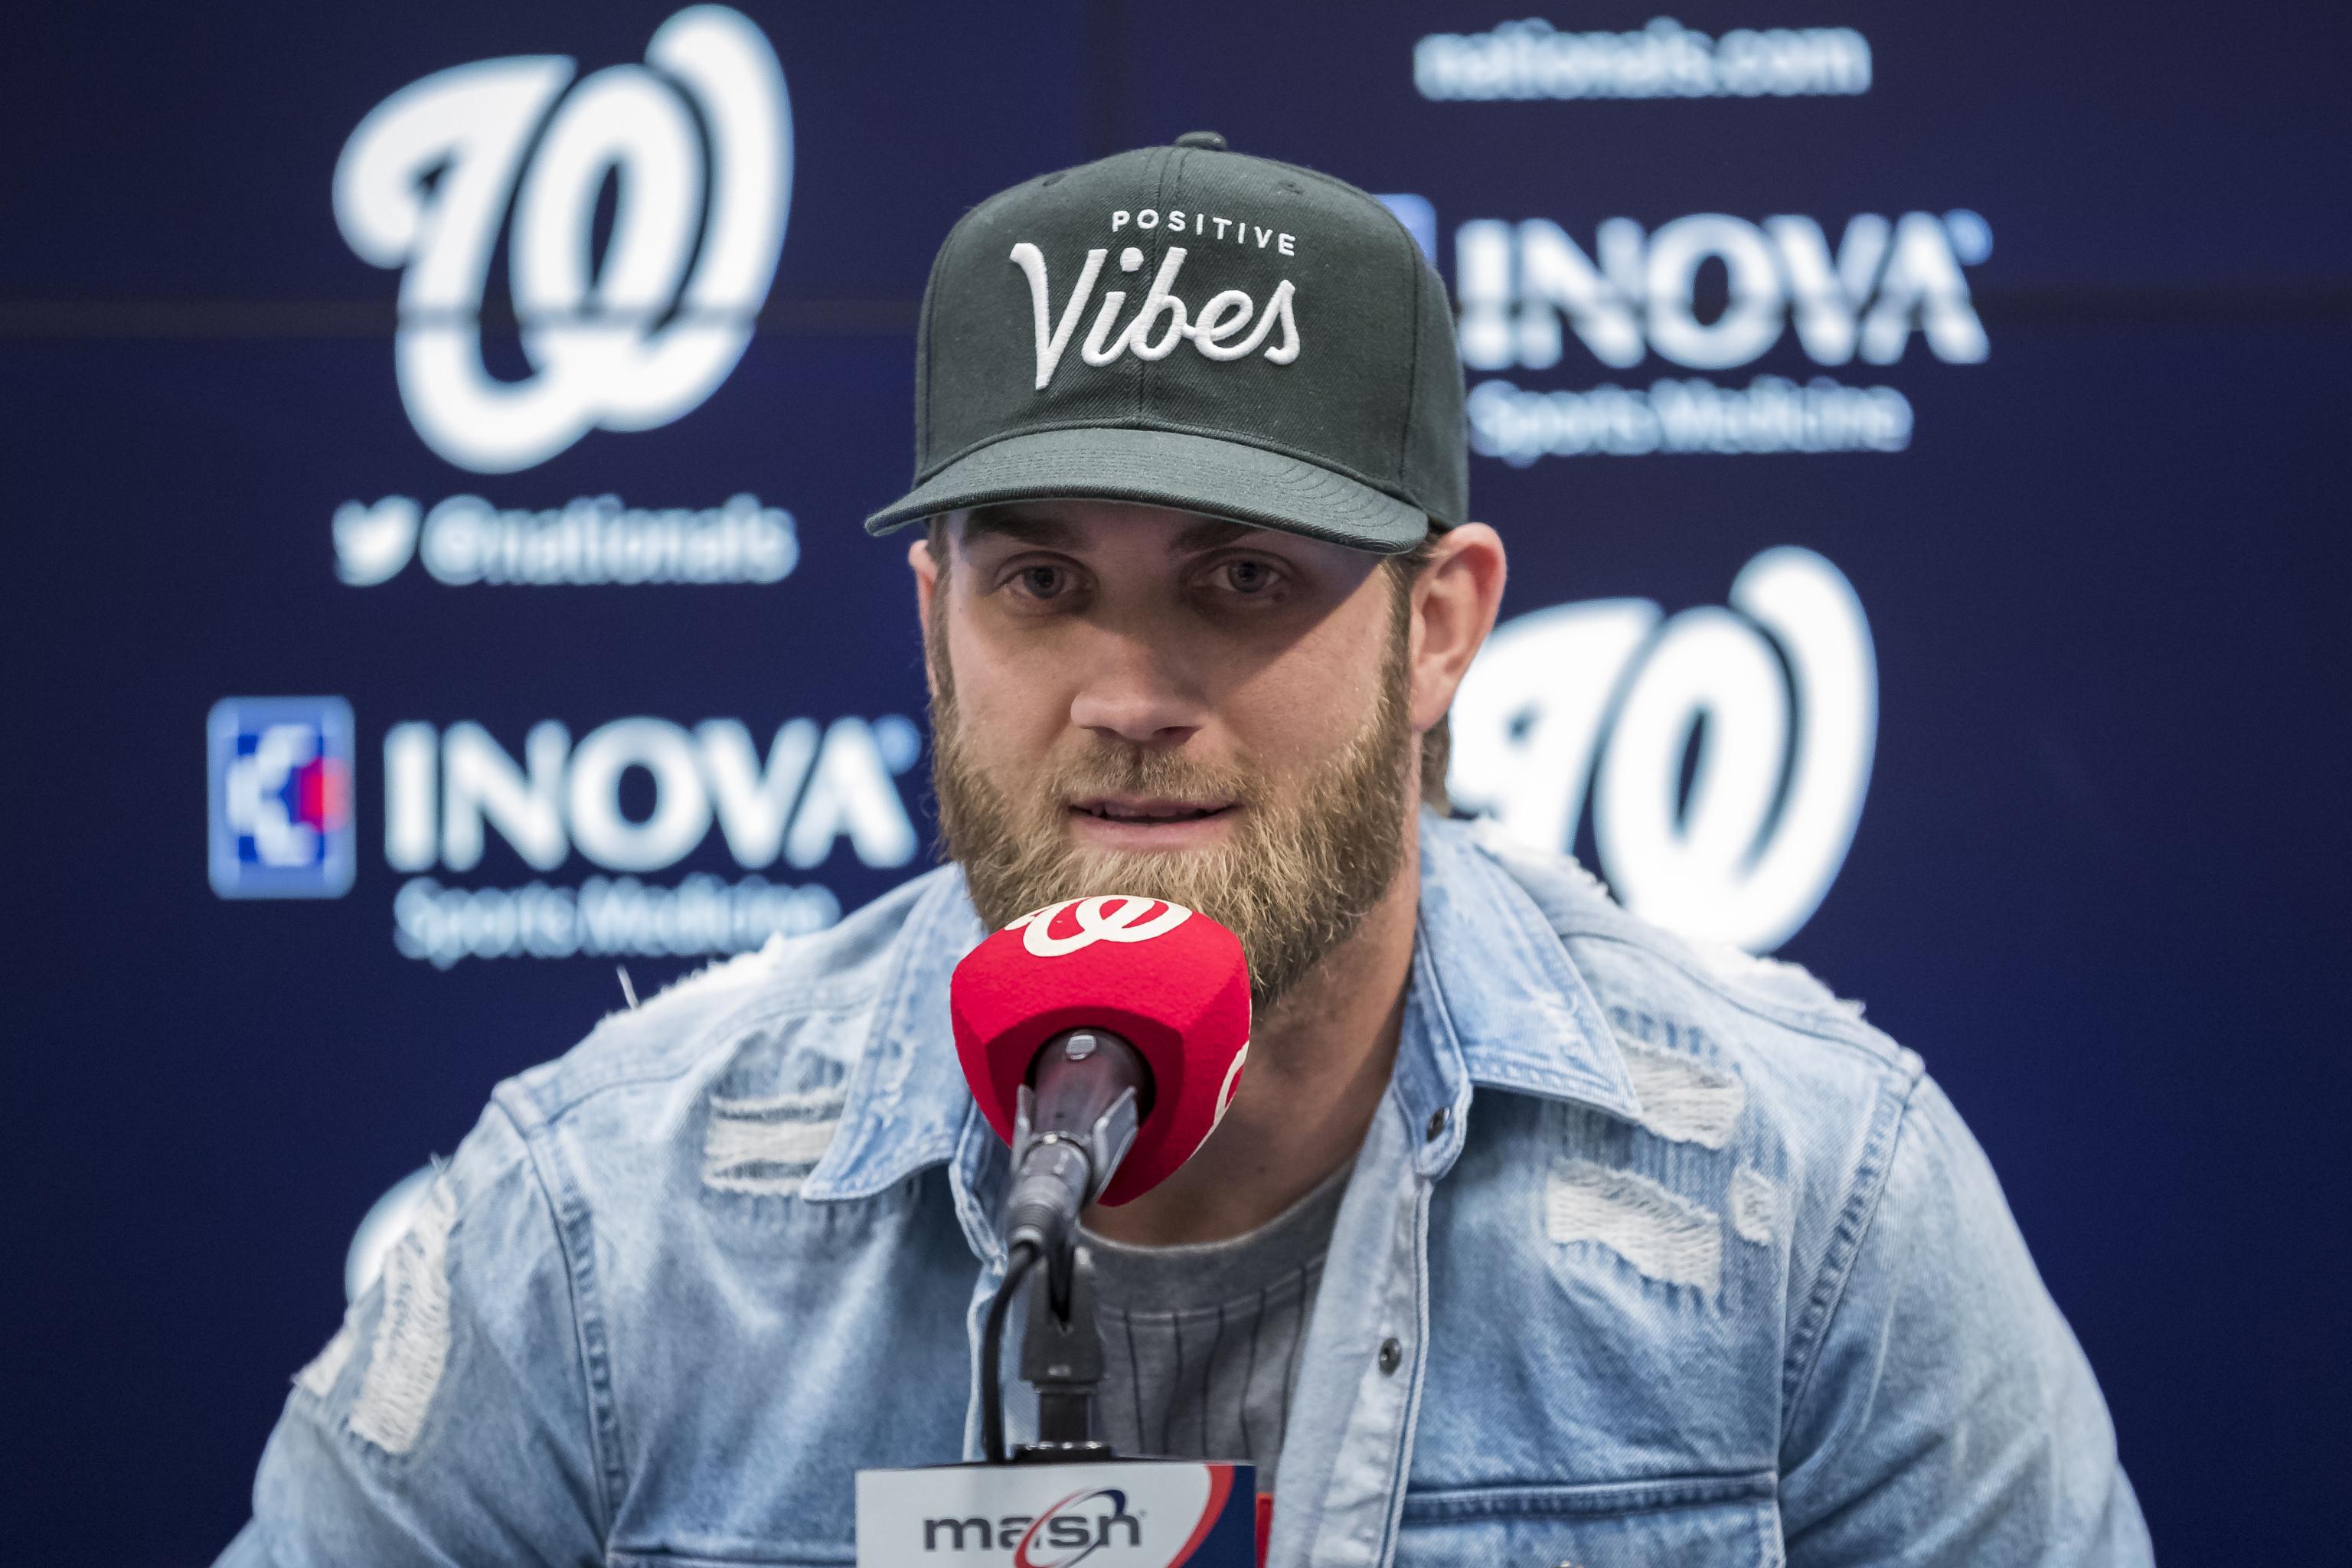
<box><xmin>1066</xmin><ymin>627</ymin><xmax>1204</xmax><ymax>749</ymax></box>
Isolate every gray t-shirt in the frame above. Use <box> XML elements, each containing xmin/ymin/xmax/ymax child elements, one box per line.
<box><xmin>1074</xmin><ymin>1161</ymin><xmax>1352</xmax><ymax>1488</ymax></box>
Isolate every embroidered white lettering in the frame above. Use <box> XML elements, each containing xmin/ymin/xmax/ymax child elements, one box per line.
<box><xmin>1191</xmin><ymin>289</ymin><xmax>1255</xmax><ymax>351</ymax></box>
<box><xmin>1125</xmin><ymin>249</ymin><xmax>1193</xmax><ymax>359</ymax></box>
<box><xmin>1098</xmin><ymin>210</ymin><xmax>1300</xmax><ymax>254</ymax></box>
<box><xmin>1012</xmin><ymin>242</ymin><xmax>1300</xmax><ymax>384</ymax></box>
<box><xmin>1008</xmin><ymin>242</ymin><xmax>1108</xmax><ymax>390</ymax></box>
<box><xmin>1080</xmin><ymin>286</ymin><xmax>1133</xmax><ymax>365</ymax></box>
<box><xmin>1207</xmin><ymin>277</ymin><xmax>1298</xmax><ymax>362</ymax></box>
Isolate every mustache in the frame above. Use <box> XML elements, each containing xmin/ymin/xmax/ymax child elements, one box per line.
<box><xmin>1024</xmin><ymin>743</ymin><xmax>1260</xmax><ymax>808</ymax></box>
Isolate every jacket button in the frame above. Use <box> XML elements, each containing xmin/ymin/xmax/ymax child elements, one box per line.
<box><xmin>1426</xmin><ymin>1106</ymin><xmax>1449</xmax><ymax>1142</ymax></box>
<box><xmin>1378</xmin><ymin>1337</ymin><xmax>1403</xmax><ymax>1375</ymax></box>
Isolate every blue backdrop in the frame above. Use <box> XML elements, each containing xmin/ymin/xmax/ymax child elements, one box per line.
<box><xmin>5</xmin><ymin>3</ymin><xmax>2347</xmax><ymax>1560</ymax></box>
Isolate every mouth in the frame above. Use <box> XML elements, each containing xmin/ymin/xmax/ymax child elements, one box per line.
<box><xmin>1068</xmin><ymin>796</ymin><xmax>1238</xmax><ymax>826</ymax></box>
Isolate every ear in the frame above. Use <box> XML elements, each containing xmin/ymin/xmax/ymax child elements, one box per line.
<box><xmin>1409</xmin><ymin>524</ymin><xmax>1507</xmax><ymax>734</ymax></box>
<box><xmin>909</xmin><ymin>536</ymin><xmax>941</xmax><ymax>696</ymax></box>
<box><xmin>909</xmin><ymin>534</ymin><xmax>939</xmax><ymax>622</ymax></box>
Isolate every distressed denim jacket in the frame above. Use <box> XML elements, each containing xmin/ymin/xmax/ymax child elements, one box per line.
<box><xmin>223</xmin><ymin>814</ymin><xmax>2149</xmax><ymax>1566</ymax></box>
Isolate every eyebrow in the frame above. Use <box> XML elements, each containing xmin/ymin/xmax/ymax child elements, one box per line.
<box><xmin>957</xmin><ymin>507</ymin><xmax>1260</xmax><ymax>557</ymax></box>
<box><xmin>1168</xmin><ymin>516</ymin><xmax>1254</xmax><ymax>554</ymax></box>
<box><xmin>958</xmin><ymin>508</ymin><xmax>1082</xmax><ymax>550</ymax></box>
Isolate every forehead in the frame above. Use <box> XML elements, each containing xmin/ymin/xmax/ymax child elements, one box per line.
<box><xmin>949</xmin><ymin>500</ymin><xmax>1274</xmax><ymax>556</ymax></box>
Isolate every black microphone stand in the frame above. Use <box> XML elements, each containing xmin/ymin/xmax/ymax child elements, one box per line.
<box><xmin>980</xmin><ymin>1229</ymin><xmax>1119</xmax><ymax>1463</ymax></box>
<box><xmin>978</xmin><ymin>1026</ymin><xmax>1146</xmax><ymax>1464</ymax></box>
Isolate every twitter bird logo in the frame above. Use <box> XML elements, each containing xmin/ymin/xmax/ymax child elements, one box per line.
<box><xmin>334</xmin><ymin>496</ymin><xmax>420</xmax><ymax>585</ymax></box>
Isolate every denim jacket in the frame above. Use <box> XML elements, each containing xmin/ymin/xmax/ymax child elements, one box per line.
<box><xmin>222</xmin><ymin>813</ymin><xmax>2149</xmax><ymax>1566</ymax></box>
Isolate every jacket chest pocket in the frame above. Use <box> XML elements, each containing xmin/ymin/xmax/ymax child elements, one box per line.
<box><xmin>1392</xmin><ymin>1475</ymin><xmax>1782</xmax><ymax>1568</ymax></box>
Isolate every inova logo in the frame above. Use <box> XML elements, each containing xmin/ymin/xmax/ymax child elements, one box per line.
<box><xmin>1455</xmin><ymin>208</ymin><xmax>1992</xmax><ymax>371</ymax></box>
<box><xmin>335</xmin><ymin>5</ymin><xmax>791</xmax><ymax>472</ymax></box>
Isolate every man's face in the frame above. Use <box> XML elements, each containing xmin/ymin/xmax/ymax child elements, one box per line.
<box><xmin>917</xmin><ymin>499</ymin><xmax>1418</xmax><ymax>1008</ymax></box>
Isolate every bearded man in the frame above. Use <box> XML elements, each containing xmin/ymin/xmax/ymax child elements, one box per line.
<box><xmin>220</xmin><ymin>135</ymin><xmax>2148</xmax><ymax>1566</ymax></box>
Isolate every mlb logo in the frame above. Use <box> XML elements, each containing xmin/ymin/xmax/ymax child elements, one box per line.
<box><xmin>207</xmin><ymin>697</ymin><xmax>357</xmax><ymax>898</ymax></box>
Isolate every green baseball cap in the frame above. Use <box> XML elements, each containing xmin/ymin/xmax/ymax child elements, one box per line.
<box><xmin>864</xmin><ymin>132</ymin><xmax>1466</xmax><ymax>554</ymax></box>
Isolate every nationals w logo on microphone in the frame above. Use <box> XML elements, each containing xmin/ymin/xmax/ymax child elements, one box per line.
<box><xmin>1006</xmin><ymin>896</ymin><xmax>1194</xmax><ymax>958</ymax></box>
<box><xmin>335</xmin><ymin>6</ymin><xmax>791</xmax><ymax>472</ymax></box>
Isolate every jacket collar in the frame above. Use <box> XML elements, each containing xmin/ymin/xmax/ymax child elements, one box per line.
<box><xmin>1395</xmin><ymin>812</ymin><xmax>1639</xmax><ymax>1178</ymax></box>
<box><xmin>796</xmin><ymin>866</ymin><xmax>988</xmax><ymax>1205</ymax></box>
<box><xmin>798</xmin><ymin>812</ymin><xmax>1639</xmax><ymax>1211</ymax></box>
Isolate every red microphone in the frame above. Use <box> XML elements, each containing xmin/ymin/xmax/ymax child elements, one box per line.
<box><xmin>952</xmin><ymin>895</ymin><xmax>1251</xmax><ymax>1250</ymax></box>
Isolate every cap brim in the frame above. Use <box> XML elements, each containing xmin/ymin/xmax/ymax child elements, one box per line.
<box><xmin>863</xmin><ymin>427</ymin><xmax>1428</xmax><ymax>554</ymax></box>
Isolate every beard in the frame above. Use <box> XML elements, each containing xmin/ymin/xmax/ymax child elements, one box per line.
<box><xmin>927</xmin><ymin>594</ymin><xmax>1417</xmax><ymax>1011</ymax></box>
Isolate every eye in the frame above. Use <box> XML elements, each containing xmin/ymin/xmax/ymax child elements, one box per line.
<box><xmin>1210</xmin><ymin>557</ymin><xmax>1286</xmax><ymax>597</ymax></box>
<box><xmin>1010</xmin><ymin>563</ymin><xmax>1073</xmax><ymax>599</ymax></box>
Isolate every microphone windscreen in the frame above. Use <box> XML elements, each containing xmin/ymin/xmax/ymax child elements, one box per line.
<box><xmin>951</xmin><ymin>896</ymin><xmax>1250</xmax><ymax>1205</ymax></box>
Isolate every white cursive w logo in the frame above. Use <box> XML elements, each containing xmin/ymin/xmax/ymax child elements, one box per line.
<box><xmin>335</xmin><ymin>6</ymin><xmax>791</xmax><ymax>473</ymax></box>
<box><xmin>1007</xmin><ymin>896</ymin><xmax>1194</xmax><ymax>957</ymax></box>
